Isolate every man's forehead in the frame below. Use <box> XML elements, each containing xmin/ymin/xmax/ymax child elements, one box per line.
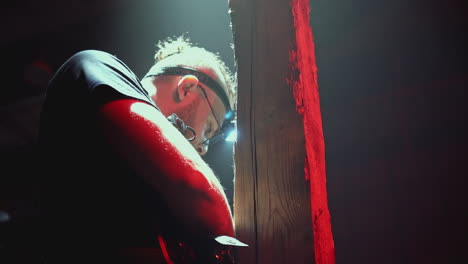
<box><xmin>156</xmin><ymin>53</ymin><xmax>226</xmax><ymax>84</ymax></box>
<box><xmin>181</xmin><ymin>64</ymin><xmax>230</xmax><ymax>105</ymax></box>
<box><xmin>188</xmin><ymin>65</ymin><xmax>227</xmax><ymax>89</ymax></box>
<box><xmin>193</xmin><ymin>66</ymin><xmax>231</xmax><ymax>108</ymax></box>
<box><xmin>146</xmin><ymin>60</ymin><xmax>232</xmax><ymax>116</ymax></box>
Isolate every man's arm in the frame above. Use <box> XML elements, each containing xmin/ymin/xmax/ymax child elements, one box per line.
<box><xmin>97</xmin><ymin>98</ymin><xmax>234</xmax><ymax>238</ymax></box>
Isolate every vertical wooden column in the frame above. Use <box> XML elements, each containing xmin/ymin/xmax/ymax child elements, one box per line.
<box><xmin>229</xmin><ymin>0</ymin><xmax>315</xmax><ymax>264</ymax></box>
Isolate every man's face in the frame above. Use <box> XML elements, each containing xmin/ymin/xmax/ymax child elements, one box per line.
<box><xmin>145</xmin><ymin>67</ymin><xmax>228</xmax><ymax>155</ymax></box>
<box><xmin>175</xmin><ymin>82</ymin><xmax>227</xmax><ymax>155</ymax></box>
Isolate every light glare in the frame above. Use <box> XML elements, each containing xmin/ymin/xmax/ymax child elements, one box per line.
<box><xmin>225</xmin><ymin>130</ymin><xmax>237</xmax><ymax>142</ymax></box>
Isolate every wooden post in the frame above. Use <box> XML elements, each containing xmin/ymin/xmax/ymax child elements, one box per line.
<box><xmin>229</xmin><ymin>0</ymin><xmax>321</xmax><ymax>263</ymax></box>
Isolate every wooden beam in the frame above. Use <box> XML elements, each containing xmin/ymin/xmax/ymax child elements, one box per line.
<box><xmin>230</xmin><ymin>0</ymin><xmax>316</xmax><ymax>263</ymax></box>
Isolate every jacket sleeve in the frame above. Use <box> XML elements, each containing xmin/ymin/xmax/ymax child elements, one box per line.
<box><xmin>96</xmin><ymin>98</ymin><xmax>235</xmax><ymax>239</ymax></box>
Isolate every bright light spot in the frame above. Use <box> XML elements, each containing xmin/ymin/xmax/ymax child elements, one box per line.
<box><xmin>225</xmin><ymin>129</ymin><xmax>237</xmax><ymax>142</ymax></box>
<box><xmin>225</xmin><ymin>111</ymin><xmax>234</xmax><ymax>120</ymax></box>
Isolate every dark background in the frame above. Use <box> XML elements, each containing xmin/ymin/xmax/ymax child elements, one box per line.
<box><xmin>310</xmin><ymin>1</ymin><xmax>467</xmax><ymax>263</ymax></box>
<box><xmin>0</xmin><ymin>0</ymin><xmax>467</xmax><ymax>263</ymax></box>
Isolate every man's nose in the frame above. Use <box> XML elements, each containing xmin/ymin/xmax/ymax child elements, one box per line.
<box><xmin>196</xmin><ymin>143</ymin><xmax>209</xmax><ymax>156</ymax></box>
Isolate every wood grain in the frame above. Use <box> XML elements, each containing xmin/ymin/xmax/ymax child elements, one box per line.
<box><xmin>230</xmin><ymin>0</ymin><xmax>315</xmax><ymax>263</ymax></box>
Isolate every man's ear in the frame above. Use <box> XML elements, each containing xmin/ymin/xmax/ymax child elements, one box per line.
<box><xmin>177</xmin><ymin>75</ymin><xmax>199</xmax><ymax>102</ymax></box>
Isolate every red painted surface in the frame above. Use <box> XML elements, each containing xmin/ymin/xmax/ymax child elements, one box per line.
<box><xmin>289</xmin><ymin>1</ymin><xmax>336</xmax><ymax>263</ymax></box>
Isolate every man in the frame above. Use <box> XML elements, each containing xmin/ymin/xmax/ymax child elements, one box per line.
<box><xmin>38</xmin><ymin>36</ymin><xmax>239</xmax><ymax>263</ymax></box>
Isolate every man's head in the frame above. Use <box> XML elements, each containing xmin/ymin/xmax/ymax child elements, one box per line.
<box><xmin>141</xmin><ymin>36</ymin><xmax>236</xmax><ymax>155</ymax></box>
